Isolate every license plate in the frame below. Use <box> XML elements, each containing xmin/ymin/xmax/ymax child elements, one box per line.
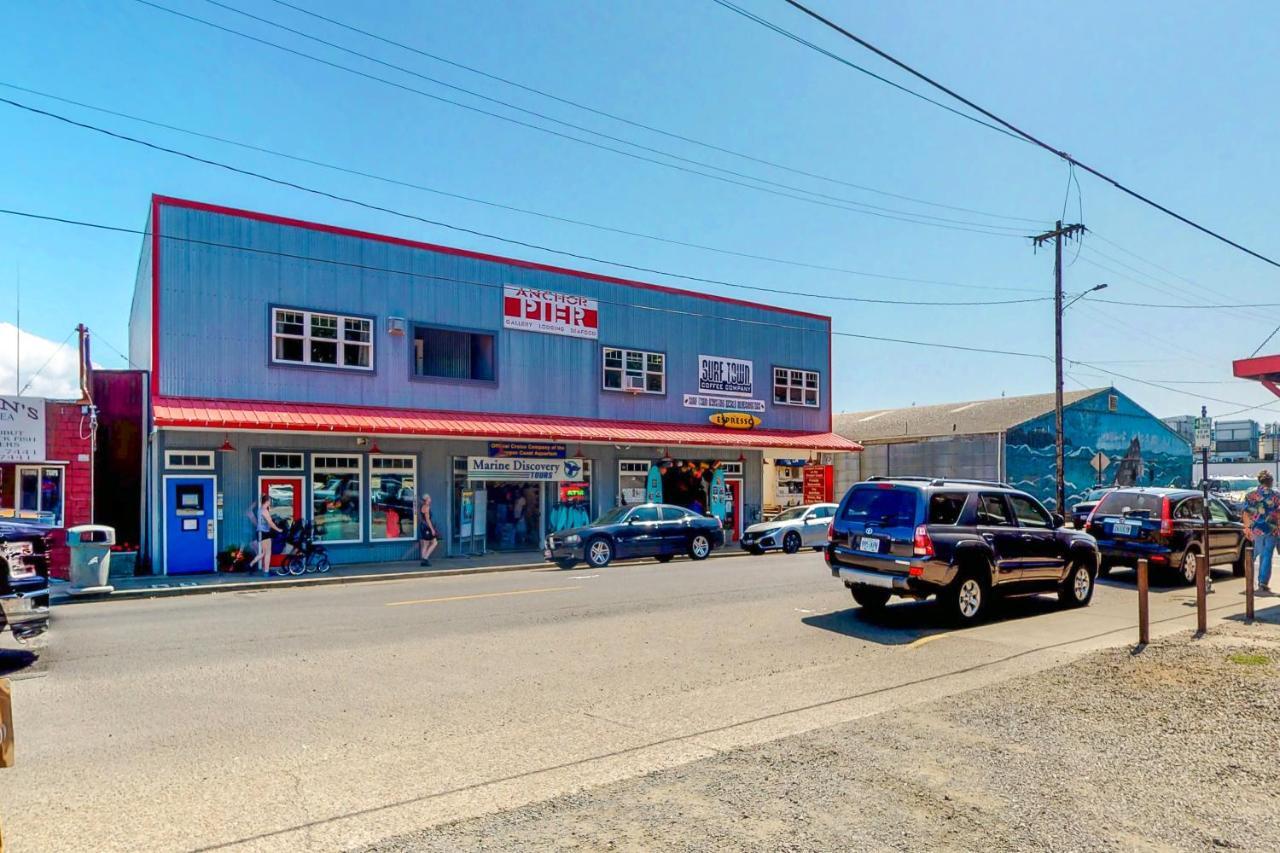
<box><xmin>1112</xmin><ymin>523</ymin><xmax>1134</xmax><ymax>536</ymax></box>
<box><xmin>857</xmin><ymin>536</ymin><xmax>881</xmax><ymax>553</ymax></box>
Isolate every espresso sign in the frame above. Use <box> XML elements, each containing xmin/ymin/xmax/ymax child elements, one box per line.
<box><xmin>698</xmin><ymin>354</ymin><xmax>753</xmax><ymax>397</ymax></box>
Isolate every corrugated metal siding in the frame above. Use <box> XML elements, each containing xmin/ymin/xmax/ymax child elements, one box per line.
<box><xmin>128</xmin><ymin>209</ymin><xmax>153</xmax><ymax>371</ymax></box>
<box><xmin>153</xmin><ymin>204</ymin><xmax>830</xmax><ymax>431</ymax></box>
<box><xmin>856</xmin><ymin>435</ymin><xmax>1001</xmax><ymax>483</ymax></box>
<box><xmin>151</xmin><ymin>429</ymin><xmax>763</xmax><ymax>571</ymax></box>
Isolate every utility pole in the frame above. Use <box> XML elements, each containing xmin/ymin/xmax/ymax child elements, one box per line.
<box><xmin>1033</xmin><ymin>220</ymin><xmax>1086</xmax><ymax>514</ymax></box>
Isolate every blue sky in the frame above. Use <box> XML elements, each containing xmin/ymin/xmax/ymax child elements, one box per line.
<box><xmin>2</xmin><ymin>0</ymin><xmax>1279</xmax><ymax>422</ymax></box>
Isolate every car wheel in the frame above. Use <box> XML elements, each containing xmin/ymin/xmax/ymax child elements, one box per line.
<box><xmin>655</xmin><ymin>555</ymin><xmax>674</xmax><ymax>563</ymax></box>
<box><xmin>1059</xmin><ymin>560</ymin><xmax>1094</xmax><ymax>608</ymax></box>
<box><xmin>851</xmin><ymin>586</ymin><xmax>890</xmax><ymax>611</ymax></box>
<box><xmin>586</xmin><ymin>537</ymin><xmax>614</xmax><ymax>568</ymax></box>
<box><xmin>555</xmin><ymin>558</ymin><xmax>577</xmax><ymax>570</ymax></box>
<box><xmin>781</xmin><ymin>531</ymin><xmax>801</xmax><ymax>554</ymax></box>
<box><xmin>1178</xmin><ymin>549</ymin><xmax>1199</xmax><ymax>586</ymax></box>
<box><xmin>941</xmin><ymin>570</ymin><xmax>989</xmax><ymax>626</ymax></box>
<box><xmin>812</xmin><ymin>546</ymin><xmax>824</xmax><ymax>552</ymax></box>
<box><xmin>688</xmin><ymin>534</ymin><xmax>712</xmax><ymax>561</ymax></box>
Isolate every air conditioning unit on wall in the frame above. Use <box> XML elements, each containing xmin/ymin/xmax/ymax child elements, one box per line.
<box><xmin>624</xmin><ymin>375</ymin><xmax>646</xmax><ymax>393</ymax></box>
<box><xmin>386</xmin><ymin>317</ymin><xmax>406</xmax><ymax>337</ymax></box>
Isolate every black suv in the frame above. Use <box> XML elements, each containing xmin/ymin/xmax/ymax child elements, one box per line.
<box><xmin>827</xmin><ymin>477</ymin><xmax>1099</xmax><ymax>625</ymax></box>
<box><xmin>1084</xmin><ymin>487</ymin><xmax>1247</xmax><ymax>584</ymax></box>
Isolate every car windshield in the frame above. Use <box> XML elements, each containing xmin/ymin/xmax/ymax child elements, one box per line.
<box><xmin>774</xmin><ymin>506</ymin><xmax>808</xmax><ymax>522</ymax></box>
<box><xmin>1094</xmin><ymin>491</ymin><xmax>1165</xmax><ymax>517</ymax></box>
<box><xmin>592</xmin><ymin>506</ymin><xmax>631</xmax><ymax>525</ymax></box>
<box><xmin>841</xmin><ymin>486</ymin><xmax>918</xmax><ymax>527</ymax></box>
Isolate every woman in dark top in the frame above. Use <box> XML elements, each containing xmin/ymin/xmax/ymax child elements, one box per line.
<box><xmin>419</xmin><ymin>494</ymin><xmax>438</xmax><ymax>567</ymax></box>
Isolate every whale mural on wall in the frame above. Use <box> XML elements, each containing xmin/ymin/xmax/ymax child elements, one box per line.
<box><xmin>1005</xmin><ymin>390</ymin><xmax>1192</xmax><ymax>511</ymax></box>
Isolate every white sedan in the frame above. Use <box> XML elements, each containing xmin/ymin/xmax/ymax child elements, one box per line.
<box><xmin>740</xmin><ymin>503</ymin><xmax>838</xmax><ymax>555</ymax></box>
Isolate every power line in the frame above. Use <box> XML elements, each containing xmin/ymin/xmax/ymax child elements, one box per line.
<box><xmin>90</xmin><ymin>330</ymin><xmax>144</xmax><ymax>370</ymax></box>
<box><xmin>0</xmin><ymin>81</ymin><xmax>1039</xmax><ymax>295</ymax></box>
<box><xmin>128</xmin><ymin>0</ymin><xmax>1036</xmax><ymax>238</ymax></box>
<box><xmin>1066</xmin><ymin>358</ymin><xmax>1280</xmax><ymax>415</ymax></box>
<box><xmin>0</xmin><ymin>205</ymin><xmax>1057</xmax><ymax>362</ymax></box>
<box><xmin>0</xmin><ymin>95</ymin><xmax>1048</xmax><ymax>309</ymax></box>
<box><xmin>17</xmin><ymin>327</ymin><xmax>76</xmax><ymax>395</ymax></box>
<box><xmin>778</xmin><ymin>0</ymin><xmax>1280</xmax><ymax>270</ymax></box>
<box><xmin>263</xmin><ymin>0</ymin><xmax>1044</xmax><ymax>225</ymax></box>
<box><xmin>709</xmin><ymin>0</ymin><xmax>1025</xmax><ymax>143</ymax></box>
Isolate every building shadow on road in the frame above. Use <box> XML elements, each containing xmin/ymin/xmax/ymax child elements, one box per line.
<box><xmin>803</xmin><ymin>593</ymin><xmax>1069</xmax><ymax>646</ymax></box>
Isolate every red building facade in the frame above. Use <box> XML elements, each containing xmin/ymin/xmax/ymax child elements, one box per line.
<box><xmin>0</xmin><ymin>400</ymin><xmax>94</xmax><ymax>578</ymax></box>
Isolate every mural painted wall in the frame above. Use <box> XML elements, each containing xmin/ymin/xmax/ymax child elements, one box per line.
<box><xmin>1005</xmin><ymin>390</ymin><xmax>1193</xmax><ymax>511</ymax></box>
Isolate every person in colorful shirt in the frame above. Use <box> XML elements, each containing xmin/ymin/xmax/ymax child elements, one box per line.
<box><xmin>1241</xmin><ymin>470</ymin><xmax>1280</xmax><ymax>593</ymax></box>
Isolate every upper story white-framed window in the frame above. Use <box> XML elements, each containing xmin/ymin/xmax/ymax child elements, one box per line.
<box><xmin>165</xmin><ymin>450</ymin><xmax>215</xmax><ymax>470</ymax></box>
<box><xmin>272</xmin><ymin>307</ymin><xmax>373</xmax><ymax>371</ymax></box>
<box><xmin>773</xmin><ymin>367</ymin><xmax>820</xmax><ymax>408</ymax></box>
<box><xmin>603</xmin><ymin>347</ymin><xmax>665</xmax><ymax>395</ymax></box>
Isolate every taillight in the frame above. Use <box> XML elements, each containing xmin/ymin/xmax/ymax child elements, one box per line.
<box><xmin>913</xmin><ymin>524</ymin><xmax>934</xmax><ymax>558</ymax></box>
<box><xmin>1160</xmin><ymin>496</ymin><xmax>1172</xmax><ymax>536</ymax></box>
<box><xmin>826</xmin><ymin>522</ymin><xmax>834</xmax><ymax>543</ymax></box>
<box><xmin>1084</xmin><ymin>504</ymin><xmax>1100</xmax><ymax>531</ymax></box>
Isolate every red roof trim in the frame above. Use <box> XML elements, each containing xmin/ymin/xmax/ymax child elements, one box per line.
<box><xmin>151</xmin><ymin>195</ymin><xmax>831</xmax><ymax>323</ymax></box>
<box><xmin>1233</xmin><ymin>354</ymin><xmax>1280</xmax><ymax>380</ymax></box>
<box><xmin>151</xmin><ymin>396</ymin><xmax>861</xmax><ymax>452</ymax></box>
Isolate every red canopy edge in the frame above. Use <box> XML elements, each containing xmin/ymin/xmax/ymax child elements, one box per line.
<box><xmin>152</xmin><ymin>396</ymin><xmax>862</xmax><ymax>452</ymax></box>
<box><xmin>1233</xmin><ymin>354</ymin><xmax>1280</xmax><ymax>398</ymax></box>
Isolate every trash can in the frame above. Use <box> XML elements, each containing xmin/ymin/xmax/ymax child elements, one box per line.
<box><xmin>67</xmin><ymin>525</ymin><xmax>116</xmax><ymax>596</ymax></box>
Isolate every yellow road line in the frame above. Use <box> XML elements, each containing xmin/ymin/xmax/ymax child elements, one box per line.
<box><xmin>904</xmin><ymin>632</ymin><xmax>952</xmax><ymax>650</ymax></box>
<box><xmin>386</xmin><ymin>585</ymin><xmax>581</xmax><ymax>607</ymax></box>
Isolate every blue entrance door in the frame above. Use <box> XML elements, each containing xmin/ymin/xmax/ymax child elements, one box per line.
<box><xmin>166</xmin><ymin>476</ymin><xmax>217</xmax><ymax>574</ymax></box>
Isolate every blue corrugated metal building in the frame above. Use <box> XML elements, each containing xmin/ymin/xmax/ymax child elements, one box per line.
<box><xmin>128</xmin><ymin>196</ymin><xmax>857</xmax><ymax>574</ymax></box>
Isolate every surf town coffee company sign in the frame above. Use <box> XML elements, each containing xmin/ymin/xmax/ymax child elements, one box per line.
<box><xmin>466</xmin><ymin>456</ymin><xmax>586</xmax><ymax>482</ymax></box>
<box><xmin>0</xmin><ymin>396</ymin><xmax>45</xmax><ymax>462</ymax></box>
<box><xmin>503</xmin><ymin>286</ymin><xmax>599</xmax><ymax>339</ymax></box>
<box><xmin>698</xmin><ymin>354</ymin><xmax>753</xmax><ymax>396</ymax></box>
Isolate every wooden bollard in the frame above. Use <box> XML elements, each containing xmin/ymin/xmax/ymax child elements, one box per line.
<box><xmin>1245</xmin><ymin>543</ymin><xmax>1255</xmax><ymax>622</ymax></box>
<box><xmin>1196</xmin><ymin>553</ymin><xmax>1208</xmax><ymax>635</ymax></box>
<box><xmin>1137</xmin><ymin>558</ymin><xmax>1150</xmax><ymax>645</ymax></box>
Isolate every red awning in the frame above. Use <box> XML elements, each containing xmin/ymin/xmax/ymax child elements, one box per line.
<box><xmin>153</xmin><ymin>397</ymin><xmax>861</xmax><ymax>452</ymax></box>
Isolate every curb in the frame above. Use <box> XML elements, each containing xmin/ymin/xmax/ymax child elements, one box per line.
<box><xmin>50</xmin><ymin>549</ymin><xmax>754</xmax><ymax>605</ymax></box>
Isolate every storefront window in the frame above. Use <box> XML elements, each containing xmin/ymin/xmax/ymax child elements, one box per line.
<box><xmin>618</xmin><ymin>460</ymin><xmax>649</xmax><ymax>506</ymax></box>
<box><xmin>370</xmin><ymin>456</ymin><xmax>416</xmax><ymax>541</ymax></box>
<box><xmin>549</xmin><ymin>462</ymin><xmax>591</xmax><ymax>532</ymax></box>
<box><xmin>17</xmin><ymin>465</ymin><xmax>63</xmax><ymax>526</ymax></box>
<box><xmin>311</xmin><ymin>455</ymin><xmax>362</xmax><ymax>542</ymax></box>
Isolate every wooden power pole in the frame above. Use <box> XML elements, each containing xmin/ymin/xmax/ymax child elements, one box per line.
<box><xmin>1033</xmin><ymin>220</ymin><xmax>1086</xmax><ymax>515</ymax></box>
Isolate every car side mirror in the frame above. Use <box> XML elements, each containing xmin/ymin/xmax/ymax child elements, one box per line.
<box><xmin>1052</xmin><ymin>513</ymin><xmax>1066</xmax><ymax>528</ymax></box>
<box><xmin>628</xmin><ymin>517</ymin><xmax>638</xmax><ymax>525</ymax></box>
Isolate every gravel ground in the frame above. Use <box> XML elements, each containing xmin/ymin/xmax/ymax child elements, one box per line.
<box><xmin>360</xmin><ymin>621</ymin><xmax>1280</xmax><ymax>853</ymax></box>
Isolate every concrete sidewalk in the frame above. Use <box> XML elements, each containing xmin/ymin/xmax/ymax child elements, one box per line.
<box><xmin>51</xmin><ymin>547</ymin><xmax>752</xmax><ymax>604</ymax></box>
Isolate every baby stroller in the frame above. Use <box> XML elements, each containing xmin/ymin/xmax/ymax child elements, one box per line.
<box><xmin>280</xmin><ymin>519</ymin><xmax>332</xmax><ymax>576</ymax></box>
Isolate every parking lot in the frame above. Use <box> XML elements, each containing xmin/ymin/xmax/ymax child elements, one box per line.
<box><xmin>0</xmin><ymin>550</ymin><xmax>1265</xmax><ymax>852</ymax></box>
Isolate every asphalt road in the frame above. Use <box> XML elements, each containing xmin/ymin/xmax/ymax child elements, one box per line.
<box><xmin>0</xmin><ymin>552</ymin><xmax>1256</xmax><ymax>852</ymax></box>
